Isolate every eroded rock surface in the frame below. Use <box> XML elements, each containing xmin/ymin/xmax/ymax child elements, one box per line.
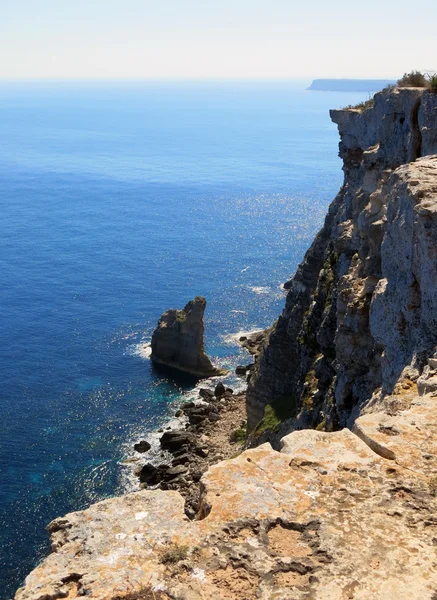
<box><xmin>15</xmin><ymin>393</ymin><xmax>437</xmax><ymax>599</ymax></box>
<box><xmin>151</xmin><ymin>296</ymin><xmax>226</xmax><ymax>378</ymax></box>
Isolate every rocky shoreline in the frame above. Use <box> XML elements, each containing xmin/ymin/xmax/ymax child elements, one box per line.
<box><xmin>127</xmin><ymin>328</ymin><xmax>270</xmax><ymax>516</ymax></box>
<box><xmin>133</xmin><ymin>384</ymin><xmax>247</xmax><ymax>519</ymax></box>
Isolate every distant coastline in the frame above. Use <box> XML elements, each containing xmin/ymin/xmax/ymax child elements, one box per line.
<box><xmin>308</xmin><ymin>78</ymin><xmax>395</xmax><ymax>92</ymax></box>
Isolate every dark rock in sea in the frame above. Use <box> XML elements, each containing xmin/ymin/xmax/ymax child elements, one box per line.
<box><xmin>160</xmin><ymin>430</ymin><xmax>194</xmax><ymax>452</ymax></box>
<box><xmin>134</xmin><ymin>440</ymin><xmax>151</xmax><ymax>453</ymax></box>
<box><xmin>199</xmin><ymin>388</ymin><xmax>214</xmax><ymax>401</ymax></box>
<box><xmin>235</xmin><ymin>364</ymin><xmax>252</xmax><ymax>376</ymax></box>
<box><xmin>139</xmin><ymin>463</ymin><xmax>159</xmax><ymax>485</ymax></box>
<box><xmin>174</xmin><ymin>409</ymin><xmax>183</xmax><ymax>417</ymax></box>
<box><xmin>150</xmin><ymin>296</ymin><xmax>227</xmax><ymax>378</ymax></box>
<box><xmin>214</xmin><ymin>382</ymin><xmax>226</xmax><ymax>397</ymax></box>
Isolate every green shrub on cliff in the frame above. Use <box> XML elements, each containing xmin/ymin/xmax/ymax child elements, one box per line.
<box><xmin>231</xmin><ymin>425</ymin><xmax>247</xmax><ymax>445</ymax></box>
<box><xmin>254</xmin><ymin>394</ymin><xmax>297</xmax><ymax>437</ymax></box>
<box><xmin>397</xmin><ymin>71</ymin><xmax>428</xmax><ymax>87</ymax></box>
<box><xmin>343</xmin><ymin>97</ymin><xmax>375</xmax><ymax>111</ymax></box>
<box><xmin>160</xmin><ymin>544</ymin><xmax>189</xmax><ymax>564</ymax></box>
<box><xmin>429</xmin><ymin>75</ymin><xmax>437</xmax><ymax>94</ymax></box>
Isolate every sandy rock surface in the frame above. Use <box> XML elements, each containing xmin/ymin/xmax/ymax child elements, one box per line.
<box><xmin>15</xmin><ymin>392</ymin><xmax>437</xmax><ymax>599</ymax></box>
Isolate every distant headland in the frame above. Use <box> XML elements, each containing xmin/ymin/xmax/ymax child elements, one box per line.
<box><xmin>308</xmin><ymin>78</ymin><xmax>395</xmax><ymax>92</ymax></box>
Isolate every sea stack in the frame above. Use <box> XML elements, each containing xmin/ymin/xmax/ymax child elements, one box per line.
<box><xmin>150</xmin><ymin>296</ymin><xmax>226</xmax><ymax>378</ymax></box>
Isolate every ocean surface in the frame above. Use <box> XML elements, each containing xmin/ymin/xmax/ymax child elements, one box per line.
<box><xmin>0</xmin><ymin>80</ymin><xmax>368</xmax><ymax>598</ymax></box>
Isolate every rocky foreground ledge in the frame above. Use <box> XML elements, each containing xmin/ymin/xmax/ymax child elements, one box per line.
<box><xmin>15</xmin><ymin>386</ymin><xmax>437</xmax><ymax>599</ymax></box>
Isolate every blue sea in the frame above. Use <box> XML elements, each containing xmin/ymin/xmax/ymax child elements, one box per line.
<box><xmin>0</xmin><ymin>80</ymin><xmax>367</xmax><ymax>598</ymax></box>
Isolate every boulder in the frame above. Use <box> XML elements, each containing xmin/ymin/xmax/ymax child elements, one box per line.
<box><xmin>235</xmin><ymin>364</ymin><xmax>251</xmax><ymax>375</ymax></box>
<box><xmin>134</xmin><ymin>440</ymin><xmax>151</xmax><ymax>453</ymax></box>
<box><xmin>160</xmin><ymin>431</ymin><xmax>194</xmax><ymax>452</ymax></box>
<box><xmin>160</xmin><ymin>465</ymin><xmax>188</xmax><ymax>481</ymax></box>
<box><xmin>187</xmin><ymin>412</ymin><xmax>207</xmax><ymax>425</ymax></box>
<box><xmin>199</xmin><ymin>388</ymin><xmax>214</xmax><ymax>401</ymax></box>
<box><xmin>138</xmin><ymin>463</ymin><xmax>159</xmax><ymax>485</ymax></box>
<box><xmin>150</xmin><ymin>297</ymin><xmax>227</xmax><ymax>378</ymax></box>
<box><xmin>214</xmin><ymin>382</ymin><xmax>226</xmax><ymax>397</ymax></box>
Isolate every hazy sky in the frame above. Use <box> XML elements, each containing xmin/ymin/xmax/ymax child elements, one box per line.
<box><xmin>2</xmin><ymin>0</ymin><xmax>437</xmax><ymax>80</ymax></box>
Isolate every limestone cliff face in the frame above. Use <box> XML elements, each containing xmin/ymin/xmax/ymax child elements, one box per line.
<box><xmin>151</xmin><ymin>296</ymin><xmax>226</xmax><ymax>378</ymax></box>
<box><xmin>247</xmin><ymin>87</ymin><xmax>437</xmax><ymax>433</ymax></box>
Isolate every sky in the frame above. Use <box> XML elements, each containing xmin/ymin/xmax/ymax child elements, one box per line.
<box><xmin>2</xmin><ymin>0</ymin><xmax>437</xmax><ymax>80</ymax></box>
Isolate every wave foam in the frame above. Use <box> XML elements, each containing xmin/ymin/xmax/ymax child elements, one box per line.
<box><xmin>249</xmin><ymin>286</ymin><xmax>271</xmax><ymax>294</ymax></box>
<box><xmin>128</xmin><ymin>342</ymin><xmax>152</xmax><ymax>359</ymax></box>
<box><xmin>222</xmin><ymin>329</ymin><xmax>264</xmax><ymax>346</ymax></box>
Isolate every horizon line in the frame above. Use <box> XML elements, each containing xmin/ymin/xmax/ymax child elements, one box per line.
<box><xmin>0</xmin><ymin>75</ymin><xmax>399</xmax><ymax>83</ymax></box>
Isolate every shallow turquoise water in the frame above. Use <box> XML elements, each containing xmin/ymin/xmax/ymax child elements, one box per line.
<box><xmin>0</xmin><ymin>80</ymin><xmax>367</xmax><ymax>597</ymax></box>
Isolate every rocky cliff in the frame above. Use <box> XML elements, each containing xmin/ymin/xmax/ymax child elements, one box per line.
<box><xmin>247</xmin><ymin>87</ymin><xmax>437</xmax><ymax>437</ymax></box>
<box><xmin>15</xmin><ymin>87</ymin><xmax>437</xmax><ymax>599</ymax></box>
<box><xmin>151</xmin><ymin>296</ymin><xmax>226</xmax><ymax>378</ymax></box>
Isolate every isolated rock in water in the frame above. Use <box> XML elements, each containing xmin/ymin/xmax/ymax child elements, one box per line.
<box><xmin>151</xmin><ymin>296</ymin><xmax>226</xmax><ymax>378</ymax></box>
<box><xmin>138</xmin><ymin>463</ymin><xmax>159</xmax><ymax>485</ymax></box>
<box><xmin>235</xmin><ymin>364</ymin><xmax>252</xmax><ymax>376</ymax></box>
<box><xmin>134</xmin><ymin>440</ymin><xmax>151</xmax><ymax>453</ymax></box>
